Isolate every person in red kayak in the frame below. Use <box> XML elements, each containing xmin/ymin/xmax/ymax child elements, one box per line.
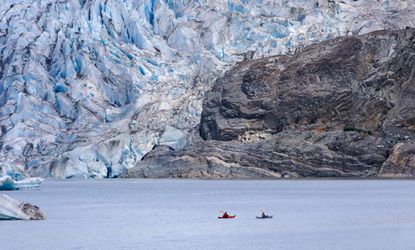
<box><xmin>222</xmin><ymin>212</ymin><xmax>230</xmax><ymax>218</ymax></box>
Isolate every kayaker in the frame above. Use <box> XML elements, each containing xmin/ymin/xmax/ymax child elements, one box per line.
<box><xmin>261</xmin><ymin>212</ymin><xmax>266</xmax><ymax>218</ymax></box>
<box><xmin>222</xmin><ymin>212</ymin><xmax>230</xmax><ymax>218</ymax></box>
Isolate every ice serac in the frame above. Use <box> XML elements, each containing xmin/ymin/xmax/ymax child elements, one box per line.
<box><xmin>0</xmin><ymin>0</ymin><xmax>414</xmax><ymax>178</ymax></box>
<box><xmin>126</xmin><ymin>29</ymin><xmax>415</xmax><ymax>178</ymax></box>
<box><xmin>0</xmin><ymin>195</ymin><xmax>45</xmax><ymax>220</ymax></box>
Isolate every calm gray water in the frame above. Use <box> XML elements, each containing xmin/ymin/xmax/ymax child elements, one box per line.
<box><xmin>1</xmin><ymin>179</ymin><xmax>414</xmax><ymax>250</ymax></box>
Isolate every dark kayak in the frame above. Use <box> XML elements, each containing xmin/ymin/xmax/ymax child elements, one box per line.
<box><xmin>256</xmin><ymin>215</ymin><xmax>273</xmax><ymax>219</ymax></box>
<box><xmin>218</xmin><ymin>215</ymin><xmax>236</xmax><ymax>219</ymax></box>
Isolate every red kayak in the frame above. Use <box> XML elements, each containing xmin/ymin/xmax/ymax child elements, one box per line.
<box><xmin>218</xmin><ymin>215</ymin><xmax>236</xmax><ymax>219</ymax></box>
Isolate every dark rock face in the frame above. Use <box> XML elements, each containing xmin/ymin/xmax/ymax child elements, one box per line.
<box><xmin>126</xmin><ymin>29</ymin><xmax>415</xmax><ymax>178</ymax></box>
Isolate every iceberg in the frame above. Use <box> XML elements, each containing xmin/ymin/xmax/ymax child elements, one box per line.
<box><xmin>0</xmin><ymin>195</ymin><xmax>45</xmax><ymax>220</ymax></box>
<box><xmin>0</xmin><ymin>164</ymin><xmax>44</xmax><ymax>190</ymax></box>
<box><xmin>0</xmin><ymin>176</ymin><xmax>44</xmax><ymax>191</ymax></box>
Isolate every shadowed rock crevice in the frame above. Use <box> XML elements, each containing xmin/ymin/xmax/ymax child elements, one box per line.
<box><xmin>126</xmin><ymin>29</ymin><xmax>415</xmax><ymax>178</ymax></box>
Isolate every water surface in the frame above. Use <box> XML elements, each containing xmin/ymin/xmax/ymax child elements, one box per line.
<box><xmin>1</xmin><ymin>179</ymin><xmax>414</xmax><ymax>249</ymax></box>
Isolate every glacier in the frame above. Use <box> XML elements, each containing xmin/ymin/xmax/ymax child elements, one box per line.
<box><xmin>0</xmin><ymin>0</ymin><xmax>414</xmax><ymax>178</ymax></box>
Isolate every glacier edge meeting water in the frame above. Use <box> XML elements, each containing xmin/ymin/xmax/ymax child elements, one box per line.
<box><xmin>1</xmin><ymin>0</ymin><xmax>415</xmax><ymax>178</ymax></box>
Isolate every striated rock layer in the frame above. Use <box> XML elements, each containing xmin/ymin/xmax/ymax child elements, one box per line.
<box><xmin>1</xmin><ymin>0</ymin><xmax>415</xmax><ymax>178</ymax></box>
<box><xmin>126</xmin><ymin>29</ymin><xmax>415</xmax><ymax>178</ymax></box>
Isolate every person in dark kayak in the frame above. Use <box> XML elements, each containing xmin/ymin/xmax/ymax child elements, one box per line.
<box><xmin>222</xmin><ymin>212</ymin><xmax>230</xmax><ymax>218</ymax></box>
<box><xmin>261</xmin><ymin>212</ymin><xmax>266</xmax><ymax>218</ymax></box>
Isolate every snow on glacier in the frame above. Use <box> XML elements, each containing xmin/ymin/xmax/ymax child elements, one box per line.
<box><xmin>0</xmin><ymin>0</ymin><xmax>414</xmax><ymax>178</ymax></box>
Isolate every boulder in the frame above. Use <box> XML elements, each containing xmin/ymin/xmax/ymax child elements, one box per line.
<box><xmin>380</xmin><ymin>143</ymin><xmax>415</xmax><ymax>177</ymax></box>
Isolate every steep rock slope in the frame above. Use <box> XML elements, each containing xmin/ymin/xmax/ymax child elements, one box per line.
<box><xmin>0</xmin><ymin>0</ymin><xmax>414</xmax><ymax>178</ymax></box>
<box><xmin>126</xmin><ymin>29</ymin><xmax>415</xmax><ymax>178</ymax></box>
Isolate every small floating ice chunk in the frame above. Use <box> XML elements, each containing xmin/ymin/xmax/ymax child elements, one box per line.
<box><xmin>0</xmin><ymin>195</ymin><xmax>45</xmax><ymax>220</ymax></box>
<box><xmin>0</xmin><ymin>176</ymin><xmax>44</xmax><ymax>191</ymax></box>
